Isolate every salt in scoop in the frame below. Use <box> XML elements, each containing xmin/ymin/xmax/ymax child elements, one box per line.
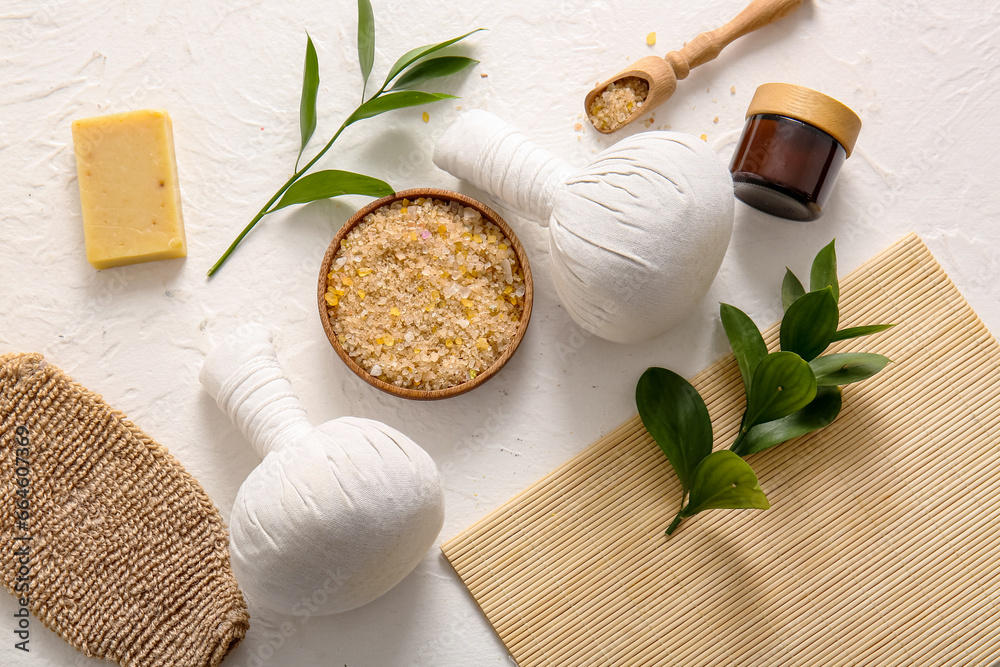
<box><xmin>586</xmin><ymin>0</ymin><xmax>803</xmax><ymax>133</ymax></box>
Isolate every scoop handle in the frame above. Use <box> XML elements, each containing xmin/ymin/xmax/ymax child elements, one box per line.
<box><xmin>665</xmin><ymin>0</ymin><xmax>803</xmax><ymax>79</ymax></box>
<box><xmin>433</xmin><ymin>110</ymin><xmax>574</xmax><ymax>225</ymax></box>
<box><xmin>200</xmin><ymin>324</ymin><xmax>314</xmax><ymax>459</ymax></box>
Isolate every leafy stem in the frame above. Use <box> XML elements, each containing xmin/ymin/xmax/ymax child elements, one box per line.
<box><xmin>206</xmin><ymin>3</ymin><xmax>482</xmax><ymax>277</ymax></box>
<box><xmin>637</xmin><ymin>240</ymin><xmax>893</xmax><ymax>537</ymax></box>
<box><xmin>731</xmin><ymin>425</ymin><xmax>750</xmax><ymax>457</ymax></box>
<box><xmin>666</xmin><ymin>509</ymin><xmax>685</xmax><ymax>536</ymax></box>
<box><xmin>207</xmin><ymin>121</ymin><xmax>350</xmax><ymax>277</ymax></box>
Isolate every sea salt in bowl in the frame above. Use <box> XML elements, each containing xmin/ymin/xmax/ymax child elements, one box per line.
<box><xmin>318</xmin><ymin>189</ymin><xmax>533</xmax><ymax>400</ymax></box>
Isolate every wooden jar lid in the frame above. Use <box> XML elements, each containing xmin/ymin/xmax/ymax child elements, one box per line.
<box><xmin>746</xmin><ymin>83</ymin><xmax>862</xmax><ymax>157</ymax></box>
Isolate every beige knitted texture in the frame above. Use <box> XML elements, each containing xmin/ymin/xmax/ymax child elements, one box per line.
<box><xmin>0</xmin><ymin>353</ymin><xmax>249</xmax><ymax>667</ymax></box>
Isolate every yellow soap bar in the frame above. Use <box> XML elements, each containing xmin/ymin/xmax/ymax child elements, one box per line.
<box><xmin>72</xmin><ymin>109</ymin><xmax>187</xmax><ymax>269</ymax></box>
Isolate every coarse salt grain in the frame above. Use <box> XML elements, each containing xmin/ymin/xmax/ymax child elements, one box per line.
<box><xmin>328</xmin><ymin>198</ymin><xmax>526</xmax><ymax>391</ymax></box>
<box><xmin>588</xmin><ymin>77</ymin><xmax>650</xmax><ymax>132</ymax></box>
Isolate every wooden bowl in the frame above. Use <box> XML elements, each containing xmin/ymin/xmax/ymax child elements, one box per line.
<box><xmin>318</xmin><ymin>188</ymin><xmax>533</xmax><ymax>401</ymax></box>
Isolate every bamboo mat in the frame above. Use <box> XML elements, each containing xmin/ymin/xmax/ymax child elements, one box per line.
<box><xmin>442</xmin><ymin>233</ymin><xmax>1000</xmax><ymax>667</ymax></box>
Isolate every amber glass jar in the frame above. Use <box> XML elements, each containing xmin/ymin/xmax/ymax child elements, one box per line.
<box><xmin>730</xmin><ymin>83</ymin><xmax>862</xmax><ymax>222</ymax></box>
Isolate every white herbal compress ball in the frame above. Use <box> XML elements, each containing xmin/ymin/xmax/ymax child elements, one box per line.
<box><xmin>433</xmin><ymin>110</ymin><xmax>734</xmax><ymax>343</ymax></box>
<box><xmin>200</xmin><ymin>325</ymin><xmax>444</xmax><ymax>615</ymax></box>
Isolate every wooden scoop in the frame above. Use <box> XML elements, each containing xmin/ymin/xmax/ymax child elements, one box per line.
<box><xmin>585</xmin><ymin>0</ymin><xmax>804</xmax><ymax>133</ymax></box>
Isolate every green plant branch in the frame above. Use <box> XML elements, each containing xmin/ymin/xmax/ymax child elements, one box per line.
<box><xmin>206</xmin><ymin>71</ymin><xmax>399</xmax><ymax>278</ymax></box>
<box><xmin>730</xmin><ymin>411</ymin><xmax>751</xmax><ymax>456</ymax></box>
<box><xmin>730</xmin><ymin>428</ymin><xmax>750</xmax><ymax>457</ymax></box>
<box><xmin>206</xmin><ymin>15</ymin><xmax>482</xmax><ymax>279</ymax></box>
<box><xmin>638</xmin><ymin>240</ymin><xmax>892</xmax><ymax>537</ymax></box>
<box><xmin>206</xmin><ymin>120</ymin><xmax>351</xmax><ymax>277</ymax></box>
<box><xmin>206</xmin><ymin>62</ymin><xmax>416</xmax><ymax>278</ymax></box>
<box><xmin>666</xmin><ymin>512</ymin><xmax>685</xmax><ymax>536</ymax></box>
<box><xmin>666</xmin><ymin>497</ymin><xmax>687</xmax><ymax>536</ymax></box>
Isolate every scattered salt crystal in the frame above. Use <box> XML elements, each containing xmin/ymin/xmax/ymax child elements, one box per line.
<box><xmin>515</xmin><ymin>286</ymin><xmax>525</xmax><ymax>297</ymax></box>
<box><xmin>502</xmin><ymin>258</ymin><xmax>513</xmax><ymax>283</ymax></box>
<box><xmin>421</xmin><ymin>229</ymin><xmax>431</xmax><ymax>239</ymax></box>
<box><xmin>405</xmin><ymin>331</ymin><xmax>415</xmax><ymax>342</ymax></box>
<box><xmin>370</xmin><ymin>364</ymin><xmax>382</xmax><ymax>376</ymax></box>
<box><xmin>457</xmin><ymin>318</ymin><xmax>470</xmax><ymax>328</ymax></box>
<box><xmin>459</xmin><ymin>285</ymin><xmax>472</xmax><ymax>299</ymax></box>
<box><xmin>443</xmin><ymin>283</ymin><xmax>460</xmax><ymax>299</ymax></box>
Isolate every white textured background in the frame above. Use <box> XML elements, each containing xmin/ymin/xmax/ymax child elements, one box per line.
<box><xmin>2</xmin><ymin>0</ymin><xmax>999</xmax><ymax>665</ymax></box>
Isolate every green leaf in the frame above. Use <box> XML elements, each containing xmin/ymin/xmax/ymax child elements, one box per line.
<box><xmin>809</xmin><ymin>353</ymin><xmax>891</xmax><ymax>386</ymax></box>
<box><xmin>382</xmin><ymin>29</ymin><xmax>485</xmax><ymax>88</ymax></box>
<box><xmin>347</xmin><ymin>91</ymin><xmax>458</xmax><ymax>124</ymax></box>
<box><xmin>810</xmin><ymin>239</ymin><xmax>839</xmax><ymax>302</ymax></box>
<box><xmin>296</xmin><ymin>34</ymin><xmax>321</xmax><ymax>171</ymax></box>
<box><xmin>780</xmin><ymin>287</ymin><xmax>839</xmax><ymax>361</ymax></box>
<box><xmin>736</xmin><ymin>386</ymin><xmax>842</xmax><ymax>455</ymax></box>
<box><xmin>720</xmin><ymin>303</ymin><xmax>767</xmax><ymax>395</ymax></box>
<box><xmin>830</xmin><ymin>324</ymin><xmax>896</xmax><ymax>342</ymax></box>
<box><xmin>745</xmin><ymin>351</ymin><xmax>817</xmax><ymax>426</ymax></box>
<box><xmin>272</xmin><ymin>170</ymin><xmax>393</xmax><ymax>211</ymax></box>
<box><xmin>357</xmin><ymin>0</ymin><xmax>376</xmax><ymax>93</ymax></box>
<box><xmin>781</xmin><ymin>268</ymin><xmax>806</xmax><ymax>312</ymax></box>
<box><xmin>390</xmin><ymin>56</ymin><xmax>479</xmax><ymax>91</ymax></box>
<box><xmin>636</xmin><ymin>368</ymin><xmax>713</xmax><ymax>494</ymax></box>
<box><xmin>680</xmin><ymin>451</ymin><xmax>770</xmax><ymax>517</ymax></box>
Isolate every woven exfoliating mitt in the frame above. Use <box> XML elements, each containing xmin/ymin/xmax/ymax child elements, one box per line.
<box><xmin>0</xmin><ymin>353</ymin><xmax>249</xmax><ymax>666</ymax></box>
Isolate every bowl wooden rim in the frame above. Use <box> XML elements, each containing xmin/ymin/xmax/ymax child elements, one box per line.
<box><xmin>318</xmin><ymin>188</ymin><xmax>534</xmax><ymax>401</ymax></box>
